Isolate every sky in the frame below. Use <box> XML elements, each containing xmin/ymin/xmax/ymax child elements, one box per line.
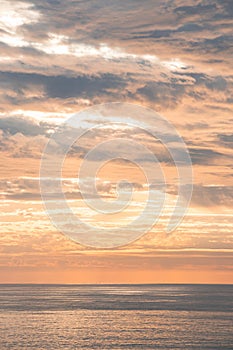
<box><xmin>0</xmin><ymin>0</ymin><xmax>232</xmax><ymax>283</ymax></box>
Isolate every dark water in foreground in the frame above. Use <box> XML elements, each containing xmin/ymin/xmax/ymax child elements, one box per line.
<box><xmin>0</xmin><ymin>284</ymin><xmax>232</xmax><ymax>349</ymax></box>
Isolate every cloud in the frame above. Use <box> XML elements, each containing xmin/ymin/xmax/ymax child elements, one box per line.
<box><xmin>191</xmin><ymin>184</ymin><xmax>233</xmax><ymax>208</ymax></box>
<box><xmin>0</xmin><ymin>0</ymin><xmax>232</xmax><ymax>280</ymax></box>
<box><xmin>0</xmin><ymin>130</ymin><xmax>47</xmax><ymax>158</ymax></box>
<box><xmin>217</xmin><ymin>133</ymin><xmax>233</xmax><ymax>148</ymax></box>
<box><xmin>188</xmin><ymin>147</ymin><xmax>227</xmax><ymax>165</ymax></box>
<box><xmin>137</xmin><ymin>81</ymin><xmax>186</xmax><ymax>108</ymax></box>
<box><xmin>182</xmin><ymin>122</ymin><xmax>209</xmax><ymax>130</ymax></box>
<box><xmin>0</xmin><ymin>116</ymin><xmax>48</xmax><ymax>136</ymax></box>
<box><xmin>0</xmin><ymin>177</ymin><xmax>115</xmax><ymax>201</ymax></box>
<box><xmin>0</xmin><ymin>71</ymin><xmax>127</xmax><ymax>99</ymax></box>
<box><xmin>174</xmin><ymin>3</ymin><xmax>216</xmax><ymax>16</ymax></box>
<box><xmin>0</xmin><ymin>0</ymin><xmax>232</xmax><ymax>121</ymax></box>
<box><xmin>45</xmin><ymin>73</ymin><xmax>127</xmax><ymax>99</ymax></box>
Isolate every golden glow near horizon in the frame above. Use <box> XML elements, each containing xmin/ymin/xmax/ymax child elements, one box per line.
<box><xmin>0</xmin><ymin>0</ymin><xmax>232</xmax><ymax>283</ymax></box>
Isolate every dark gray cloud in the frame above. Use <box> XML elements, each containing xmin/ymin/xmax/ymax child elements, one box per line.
<box><xmin>45</xmin><ymin>74</ymin><xmax>126</xmax><ymax>99</ymax></box>
<box><xmin>174</xmin><ymin>3</ymin><xmax>216</xmax><ymax>16</ymax></box>
<box><xmin>217</xmin><ymin>133</ymin><xmax>233</xmax><ymax>148</ymax></box>
<box><xmin>1</xmin><ymin>66</ymin><xmax>231</xmax><ymax>116</ymax></box>
<box><xmin>132</xmin><ymin>23</ymin><xmax>206</xmax><ymax>40</ymax></box>
<box><xmin>0</xmin><ymin>116</ymin><xmax>47</xmax><ymax>136</ymax></box>
<box><xmin>0</xmin><ymin>116</ymin><xmax>51</xmax><ymax>157</ymax></box>
<box><xmin>15</xmin><ymin>0</ymin><xmax>232</xmax><ymax>64</ymax></box>
<box><xmin>189</xmin><ymin>74</ymin><xmax>228</xmax><ymax>92</ymax></box>
<box><xmin>190</xmin><ymin>35</ymin><xmax>233</xmax><ymax>55</ymax></box>
<box><xmin>137</xmin><ymin>82</ymin><xmax>186</xmax><ymax>107</ymax></box>
<box><xmin>182</xmin><ymin>122</ymin><xmax>209</xmax><ymax>130</ymax></box>
<box><xmin>215</xmin><ymin>0</ymin><xmax>233</xmax><ymax>19</ymax></box>
<box><xmin>188</xmin><ymin>148</ymin><xmax>227</xmax><ymax>165</ymax></box>
<box><xmin>0</xmin><ymin>71</ymin><xmax>127</xmax><ymax>101</ymax></box>
<box><xmin>191</xmin><ymin>184</ymin><xmax>233</xmax><ymax>207</ymax></box>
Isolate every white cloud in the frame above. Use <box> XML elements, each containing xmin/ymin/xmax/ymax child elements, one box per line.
<box><xmin>0</xmin><ymin>1</ymin><xmax>40</xmax><ymax>48</ymax></box>
<box><xmin>33</xmin><ymin>33</ymin><xmax>160</xmax><ymax>63</ymax></box>
<box><xmin>0</xmin><ymin>1</ymin><xmax>40</xmax><ymax>33</ymax></box>
<box><xmin>162</xmin><ymin>58</ymin><xmax>188</xmax><ymax>71</ymax></box>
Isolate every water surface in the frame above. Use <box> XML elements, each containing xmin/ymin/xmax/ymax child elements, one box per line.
<box><xmin>0</xmin><ymin>284</ymin><xmax>232</xmax><ymax>349</ymax></box>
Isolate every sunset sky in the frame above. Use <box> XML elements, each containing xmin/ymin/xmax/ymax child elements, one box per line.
<box><xmin>0</xmin><ymin>0</ymin><xmax>232</xmax><ymax>283</ymax></box>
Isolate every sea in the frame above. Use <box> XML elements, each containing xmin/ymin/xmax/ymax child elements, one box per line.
<box><xmin>0</xmin><ymin>284</ymin><xmax>232</xmax><ymax>349</ymax></box>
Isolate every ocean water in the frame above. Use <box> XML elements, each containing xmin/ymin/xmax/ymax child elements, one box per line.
<box><xmin>0</xmin><ymin>284</ymin><xmax>232</xmax><ymax>349</ymax></box>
